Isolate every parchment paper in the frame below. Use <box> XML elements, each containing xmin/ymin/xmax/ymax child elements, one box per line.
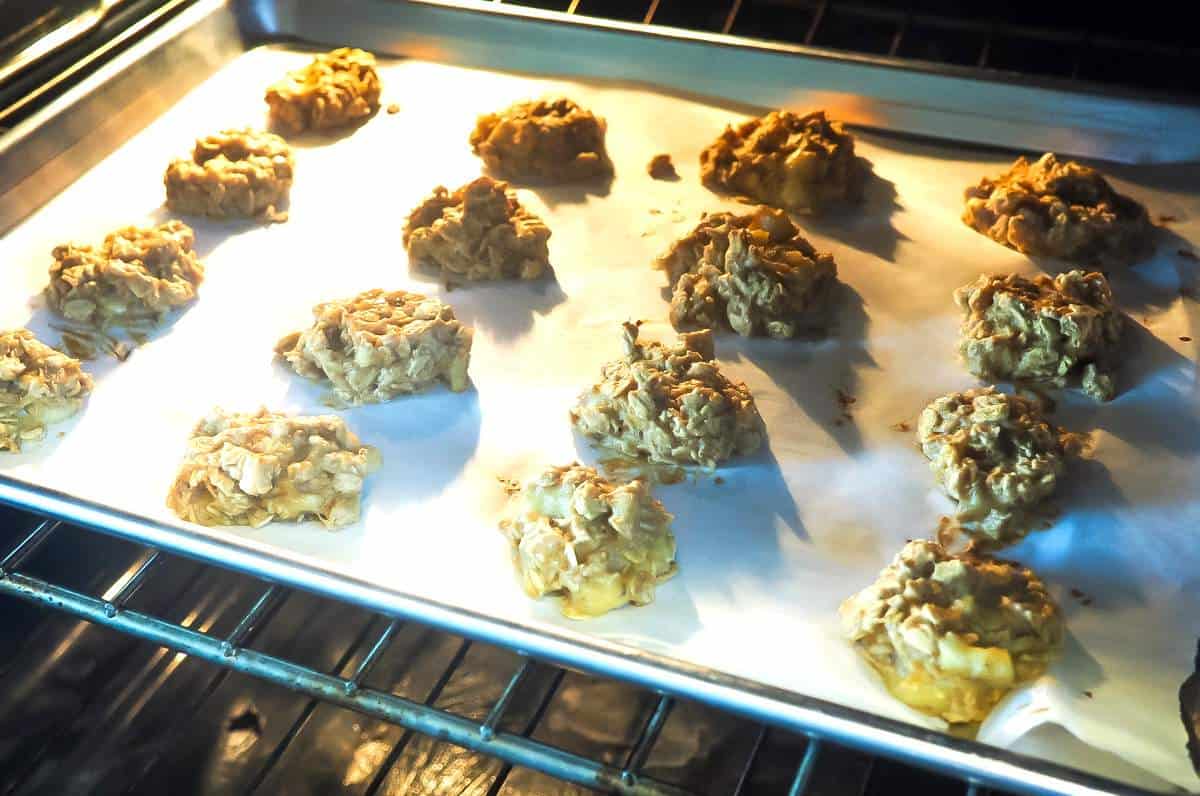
<box><xmin>1</xmin><ymin>48</ymin><xmax>1197</xmax><ymax>790</ymax></box>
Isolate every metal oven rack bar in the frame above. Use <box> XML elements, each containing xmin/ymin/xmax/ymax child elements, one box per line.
<box><xmin>0</xmin><ymin>520</ymin><xmax>688</xmax><ymax>795</ymax></box>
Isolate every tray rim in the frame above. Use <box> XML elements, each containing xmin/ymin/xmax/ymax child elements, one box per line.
<box><xmin>0</xmin><ymin>2</ymin><xmax>1190</xmax><ymax>794</ymax></box>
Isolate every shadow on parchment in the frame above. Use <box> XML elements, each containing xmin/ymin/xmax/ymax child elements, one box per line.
<box><xmin>723</xmin><ymin>282</ymin><xmax>876</xmax><ymax>455</ymax></box>
<box><xmin>147</xmin><ymin>205</ymin><xmax>281</xmax><ymax>261</ymax></box>
<box><xmin>1057</xmin><ymin>318</ymin><xmax>1200</xmax><ymax>459</ymax></box>
<box><xmin>647</xmin><ymin>444</ymin><xmax>807</xmax><ymax>623</ymax></box>
<box><xmin>505</xmin><ymin>172</ymin><xmax>614</xmax><ymax>210</ymax></box>
<box><xmin>444</xmin><ymin>273</ymin><xmax>568</xmax><ymax>344</ymax></box>
<box><xmin>801</xmin><ymin>160</ymin><xmax>909</xmax><ymax>264</ymax></box>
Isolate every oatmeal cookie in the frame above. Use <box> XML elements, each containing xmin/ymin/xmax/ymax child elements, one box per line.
<box><xmin>955</xmin><ymin>271</ymin><xmax>1123</xmax><ymax>401</ymax></box>
<box><xmin>700</xmin><ymin>110</ymin><xmax>865</xmax><ymax>214</ymax></box>
<box><xmin>500</xmin><ymin>463</ymin><xmax>677</xmax><ymax>619</ymax></box>
<box><xmin>962</xmin><ymin>153</ymin><xmax>1154</xmax><ymax>268</ymax></box>
<box><xmin>276</xmin><ymin>288</ymin><xmax>473</xmax><ymax>405</ymax></box>
<box><xmin>403</xmin><ymin>176</ymin><xmax>551</xmax><ymax>283</ymax></box>
<box><xmin>918</xmin><ymin>387</ymin><xmax>1077</xmax><ymax>545</ymax></box>
<box><xmin>841</xmin><ymin>539</ymin><xmax>1062</xmax><ymax>724</ymax></box>
<box><xmin>654</xmin><ymin>206</ymin><xmax>838</xmax><ymax>338</ymax></box>
<box><xmin>265</xmin><ymin>47</ymin><xmax>381</xmax><ymax>134</ymax></box>
<box><xmin>46</xmin><ymin>221</ymin><xmax>204</xmax><ymax>329</ymax></box>
<box><xmin>570</xmin><ymin>323</ymin><xmax>764</xmax><ymax>469</ymax></box>
<box><xmin>164</xmin><ymin>128</ymin><xmax>294</xmax><ymax>219</ymax></box>
<box><xmin>0</xmin><ymin>329</ymin><xmax>94</xmax><ymax>452</ymax></box>
<box><xmin>469</xmin><ymin>97</ymin><xmax>613</xmax><ymax>183</ymax></box>
<box><xmin>167</xmin><ymin>408</ymin><xmax>380</xmax><ymax>529</ymax></box>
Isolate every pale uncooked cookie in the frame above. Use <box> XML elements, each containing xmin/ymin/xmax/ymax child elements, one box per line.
<box><xmin>404</xmin><ymin>176</ymin><xmax>551</xmax><ymax>283</ymax></box>
<box><xmin>841</xmin><ymin>539</ymin><xmax>1062</xmax><ymax>724</ymax></box>
<box><xmin>469</xmin><ymin>97</ymin><xmax>613</xmax><ymax>183</ymax></box>
<box><xmin>700</xmin><ymin>110</ymin><xmax>866</xmax><ymax>214</ymax></box>
<box><xmin>918</xmin><ymin>386</ymin><xmax>1078</xmax><ymax>545</ymax></box>
<box><xmin>654</xmin><ymin>206</ymin><xmax>838</xmax><ymax>338</ymax></box>
<box><xmin>0</xmin><ymin>329</ymin><xmax>93</xmax><ymax>453</ymax></box>
<box><xmin>164</xmin><ymin>128</ymin><xmax>294</xmax><ymax>219</ymax></box>
<box><xmin>570</xmin><ymin>323</ymin><xmax>764</xmax><ymax>469</ymax></box>
<box><xmin>166</xmin><ymin>408</ymin><xmax>380</xmax><ymax>529</ymax></box>
<box><xmin>962</xmin><ymin>153</ymin><xmax>1154</xmax><ymax>268</ymax></box>
<box><xmin>265</xmin><ymin>47</ymin><xmax>381</xmax><ymax>134</ymax></box>
<box><xmin>276</xmin><ymin>288</ymin><xmax>473</xmax><ymax>405</ymax></box>
<box><xmin>500</xmin><ymin>463</ymin><xmax>677</xmax><ymax>619</ymax></box>
<box><xmin>46</xmin><ymin>220</ymin><xmax>204</xmax><ymax>329</ymax></box>
<box><xmin>955</xmin><ymin>270</ymin><xmax>1123</xmax><ymax>401</ymax></box>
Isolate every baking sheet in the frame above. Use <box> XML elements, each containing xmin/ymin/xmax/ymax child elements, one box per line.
<box><xmin>1</xmin><ymin>47</ymin><xmax>1198</xmax><ymax>791</ymax></box>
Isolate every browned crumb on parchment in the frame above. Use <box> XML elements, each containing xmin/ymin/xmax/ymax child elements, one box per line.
<box><xmin>890</xmin><ymin>420</ymin><xmax>911</xmax><ymax>433</ymax></box>
<box><xmin>1158</xmin><ymin>214</ymin><xmax>1179</xmax><ymax>224</ymax></box>
<box><xmin>647</xmin><ymin>154</ymin><xmax>679</xmax><ymax>181</ymax></box>
<box><xmin>834</xmin><ymin>388</ymin><xmax>856</xmax><ymax>426</ymax></box>
<box><xmin>386</xmin><ymin>103</ymin><xmax>400</xmax><ymax>114</ymax></box>
<box><xmin>497</xmin><ymin>475</ymin><xmax>522</xmax><ymax>496</ymax></box>
<box><xmin>1182</xmin><ymin>336</ymin><xmax>1193</xmax><ymax>342</ymax></box>
<box><xmin>1068</xmin><ymin>587</ymin><xmax>1094</xmax><ymax>607</ymax></box>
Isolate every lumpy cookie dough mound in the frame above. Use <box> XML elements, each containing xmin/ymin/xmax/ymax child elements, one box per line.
<box><xmin>955</xmin><ymin>271</ymin><xmax>1123</xmax><ymax>401</ymax></box>
<box><xmin>841</xmin><ymin>539</ymin><xmax>1062</xmax><ymax>724</ymax></box>
<box><xmin>700</xmin><ymin>110</ymin><xmax>865</xmax><ymax>214</ymax></box>
<box><xmin>571</xmin><ymin>323</ymin><xmax>764</xmax><ymax>469</ymax></box>
<box><xmin>403</xmin><ymin>176</ymin><xmax>551</xmax><ymax>283</ymax></box>
<box><xmin>46</xmin><ymin>221</ymin><xmax>204</xmax><ymax>328</ymax></box>
<box><xmin>654</xmin><ymin>206</ymin><xmax>838</xmax><ymax>338</ymax></box>
<box><xmin>500</xmin><ymin>463</ymin><xmax>678</xmax><ymax>619</ymax></box>
<box><xmin>469</xmin><ymin>97</ymin><xmax>613</xmax><ymax>183</ymax></box>
<box><xmin>164</xmin><ymin>128</ymin><xmax>294</xmax><ymax>219</ymax></box>
<box><xmin>962</xmin><ymin>153</ymin><xmax>1154</xmax><ymax>268</ymax></box>
<box><xmin>265</xmin><ymin>47</ymin><xmax>381</xmax><ymax>134</ymax></box>
<box><xmin>918</xmin><ymin>387</ymin><xmax>1077</xmax><ymax>545</ymax></box>
<box><xmin>0</xmin><ymin>330</ymin><xmax>93</xmax><ymax>452</ymax></box>
<box><xmin>276</xmin><ymin>288</ymin><xmax>473</xmax><ymax>405</ymax></box>
<box><xmin>167</xmin><ymin>408</ymin><xmax>380</xmax><ymax>529</ymax></box>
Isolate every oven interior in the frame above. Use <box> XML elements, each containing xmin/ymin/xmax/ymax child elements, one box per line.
<box><xmin>1</xmin><ymin>1</ymin><xmax>1196</xmax><ymax>794</ymax></box>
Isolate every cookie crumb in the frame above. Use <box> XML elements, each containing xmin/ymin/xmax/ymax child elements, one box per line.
<box><xmin>498</xmin><ymin>476</ymin><xmax>522</xmax><ymax>496</ymax></box>
<box><xmin>1182</xmin><ymin>336</ymin><xmax>1193</xmax><ymax>342</ymax></box>
<box><xmin>647</xmin><ymin>154</ymin><xmax>678</xmax><ymax>181</ymax></box>
<box><xmin>890</xmin><ymin>420</ymin><xmax>911</xmax><ymax>432</ymax></box>
<box><xmin>386</xmin><ymin>103</ymin><xmax>400</xmax><ymax>114</ymax></box>
<box><xmin>714</xmin><ymin>476</ymin><xmax>725</xmax><ymax>485</ymax></box>
<box><xmin>835</xmin><ymin>388</ymin><xmax>856</xmax><ymax>425</ymax></box>
<box><xmin>1158</xmin><ymin>214</ymin><xmax>1179</xmax><ymax>224</ymax></box>
<box><xmin>1083</xmin><ymin>690</ymin><xmax>1094</xmax><ymax>698</ymax></box>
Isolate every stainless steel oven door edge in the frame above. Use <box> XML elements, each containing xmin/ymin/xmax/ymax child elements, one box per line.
<box><xmin>238</xmin><ymin>0</ymin><xmax>1200</xmax><ymax>165</ymax></box>
<box><xmin>0</xmin><ymin>0</ymin><xmax>241</xmax><ymax>234</ymax></box>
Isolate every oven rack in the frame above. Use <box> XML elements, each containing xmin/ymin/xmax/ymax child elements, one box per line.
<box><xmin>0</xmin><ymin>512</ymin><xmax>1002</xmax><ymax>795</ymax></box>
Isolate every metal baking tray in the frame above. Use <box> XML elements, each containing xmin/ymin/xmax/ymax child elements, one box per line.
<box><xmin>2</xmin><ymin>2</ymin><xmax>1198</xmax><ymax>794</ymax></box>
